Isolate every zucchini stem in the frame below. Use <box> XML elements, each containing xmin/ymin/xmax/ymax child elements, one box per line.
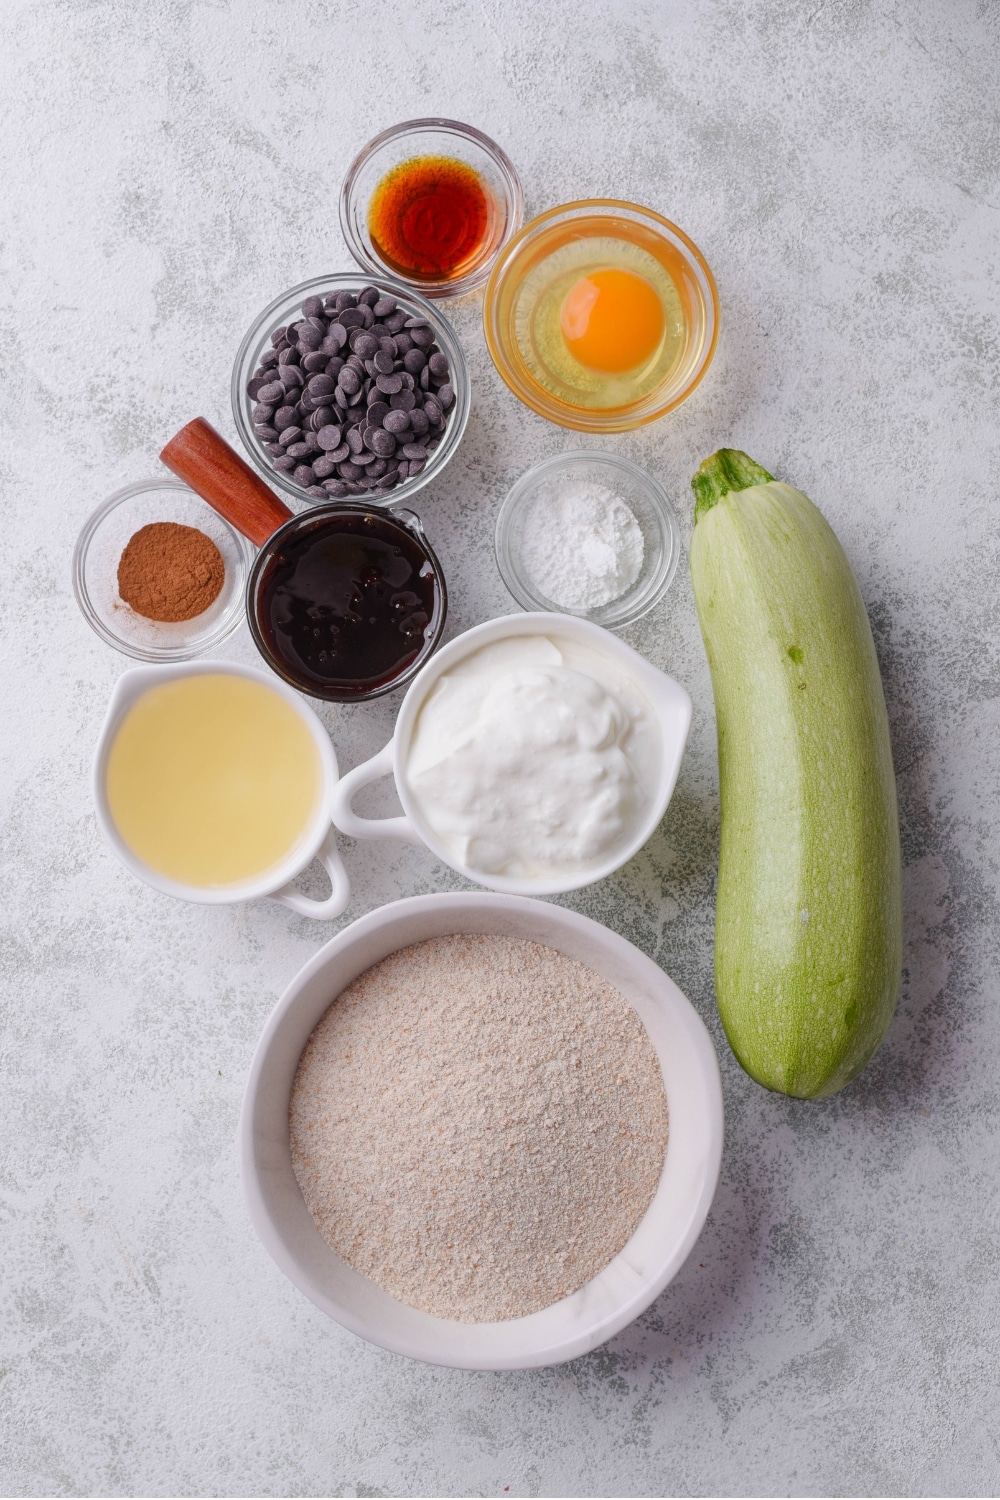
<box><xmin>692</xmin><ymin>449</ymin><xmax>774</xmax><ymax>521</ymax></box>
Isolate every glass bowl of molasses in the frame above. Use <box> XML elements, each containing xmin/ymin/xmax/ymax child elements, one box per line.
<box><xmin>340</xmin><ymin>119</ymin><xmax>523</xmax><ymax>299</ymax></box>
<box><xmin>246</xmin><ymin>502</ymin><xmax>448</xmax><ymax>703</ymax></box>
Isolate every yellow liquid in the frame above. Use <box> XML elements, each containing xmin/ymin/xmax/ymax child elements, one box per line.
<box><xmin>106</xmin><ymin>674</ymin><xmax>322</xmax><ymax>888</ymax></box>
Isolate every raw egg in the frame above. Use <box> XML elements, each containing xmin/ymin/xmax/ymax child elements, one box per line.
<box><xmin>560</xmin><ymin>268</ymin><xmax>665</xmax><ymax>373</ymax></box>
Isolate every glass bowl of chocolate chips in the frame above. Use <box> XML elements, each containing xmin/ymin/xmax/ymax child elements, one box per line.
<box><xmin>232</xmin><ymin>274</ymin><xmax>470</xmax><ymax>510</ymax></box>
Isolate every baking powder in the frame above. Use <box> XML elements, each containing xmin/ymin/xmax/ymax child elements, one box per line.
<box><xmin>519</xmin><ymin>481</ymin><xmax>645</xmax><ymax>610</ymax></box>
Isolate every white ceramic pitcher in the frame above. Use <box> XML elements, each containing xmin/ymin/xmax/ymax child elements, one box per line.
<box><xmin>94</xmin><ymin>660</ymin><xmax>350</xmax><ymax>919</ymax></box>
<box><xmin>331</xmin><ymin>613</ymin><xmax>692</xmax><ymax>897</ymax></box>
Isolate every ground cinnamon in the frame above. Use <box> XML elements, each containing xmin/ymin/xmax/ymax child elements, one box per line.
<box><xmin>117</xmin><ymin>522</ymin><xmax>225</xmax><ymax>622</ymax></box>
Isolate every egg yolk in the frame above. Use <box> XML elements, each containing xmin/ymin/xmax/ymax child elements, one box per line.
<box><xmin>560</xmin><ymin>268</ymin><xmax>665</xmax><ymax>373</ymax></box>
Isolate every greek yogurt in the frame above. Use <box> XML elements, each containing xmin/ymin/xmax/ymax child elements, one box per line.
<box><xmin>403</xmin><ymin>634</ymin><xmax>660</xmax><ymax>878</ymax></box>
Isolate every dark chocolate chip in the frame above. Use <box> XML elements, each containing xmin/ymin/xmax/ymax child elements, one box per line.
<box><xmin>278</xmin><ymin>425</ymin><xmax>303</xmax><ymax>446</ymax></box>
<box><xmin>401</xmin><ymin>442</ymin><xmax>429</xmax><ymax>461</ymax></box>
<box><xmin>346</xmin><ymin>427</ymin><xmax>365</xmax><ymax>454</ymax></box>
<box><xmin>367</xmin><ymin>400</ymin><xmax>390</xmax><ymax>425</ymax></box>
<box><xmin>258</xmin><ymin>381</ymin><xmax>285</xmax><ymax>405</ymax></box>
<box><xmin>273</xmin><ymin>455</ymin><xmax>295</xmax><ymax>471</ymax></box>
<box><xmin>306</xmin><ymin>485</ymin><xmax>329</xmax><ymax>498</ymax></box>
<box><xmin>373</xmin><ymin>296</ymin><xmax>397</xmax><ymax>317</ymax></box>
<box><xmin>390</xmin><ymin>390</ymin><xmax>416</xmax><ymax>412</ymax></box>
<box><xmin>286</xmin><ymin>442</ymin><xmax>312</xmax><ymax>459</ymax></box>
<box><xmin>437</xmin><ymin>383</ymin><xmax>454</xmax><ymax>409</ymax></box>
<box><xmin>274</xmin><ymin>406</ymin><xmax>299</xmax><ymax>430</ymax></box>
<box><xmin>254</xmin><ymin>424</ymin><xmax>278</xmax><ymax>442</ymax></box>
<box><xmin>383</xmin><ymin>409</ymin><xmax>411</xmax><ymax>434</ymax></box>
<box><xmin>428</xmin><ymin>352</ymin><xmax>450</xmax><ymax>378</ymax></box>
<box><xmin>410</xmin><ymin>326</ymin><xmax>434</xmax><ymax>348</ymax></box>
<box><xmin>337</xmin><ymin>460</ymin><xmax>364</xmax><ymax>480</ymax></box>
<box><xmin>317</xmin><ymin>423</ymin><xmax>343</xmax><ymax>450</ymax></box>
<box><xmin>370</xmin><ymin>427</ymin><xmax>397</xmax><ymax>457</ymax></box>
<box><xmin>339</xmin><ymin>307</ymin><xmax>366</xmax><ymax>328</ymax></box>
<box><xmin>357</xmin><ymin>286</ymin><xmax>381</xmax><ymax>307</ymax></box>
<box><xmin>403</xmin><ymin>348</ymin><xmax>426</xmax><ymax>374</ymax></box>
<box><xmin>376</xmin><ymin>372</ymin><xmax>403</xmax><ymax>395</ymax></box>
<box><xmin>323</xmin><ymin>480</ymin><xmax>349</xmax><ymax>495</ymax></box>
<box><xmin>302</xmin><ymin>351</ymin><xmax>329</xmax><ymax>372</ymax></box>
<box><xmin>293</xmin><ymin>464</ymin><xmax>316</xmax><ymax>486</ymax></box>
<box><xmin>312</xmin><ymin>456</ymin><xmax>337</xmax><ymax>478</ymax></box>
<box><xmin>408</xmin><ymin>408</ymin><xmax>430</xmax><ymax>436</ymax></box>
<box><xmin>308</xmin><ymin>373</ymin><xmax>337</xmax><ymax>397</ymax></box>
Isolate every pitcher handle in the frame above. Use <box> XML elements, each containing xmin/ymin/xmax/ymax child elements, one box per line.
<box><xmin>268</xmin><ymin>825</ymin><xmax>351</xmax><ymax>920</ymax></box>
<box><xmin>330</xmin><ymin>740</ymin><xmax>422</xmax><ymax>844</ymax></box>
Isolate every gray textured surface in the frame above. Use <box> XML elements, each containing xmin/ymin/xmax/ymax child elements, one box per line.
<box><xmin>2</xmin><ymin>0</ymin><xmax>998</xmax><ymax>1495</ymax></box>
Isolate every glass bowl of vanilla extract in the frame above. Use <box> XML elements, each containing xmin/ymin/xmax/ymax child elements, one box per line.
<box><xmin>247</xmin><ymin>502</ymin><xmax>447</xmax><ymax>703</ymax></box>
<box><xmin>340</xmin><ymin>119</ymin><xmax>523</xmax><ymax>298</ymax></box>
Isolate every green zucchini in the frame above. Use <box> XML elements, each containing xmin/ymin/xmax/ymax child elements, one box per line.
<box><xmin>689</xmin><ymin>450</ymin><xmax>901</xmax><ymax>1098</ymax></box>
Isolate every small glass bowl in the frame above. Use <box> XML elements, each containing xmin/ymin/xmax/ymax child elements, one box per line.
<box><xmin>73</xmin><ymin>479</ymin><xmax>252</xmax><ymax>660</ymax></box>
<box><xmin>495</xmin><ymin>451</ymin><xmax>681</xmax><ymax>629</ymax></box>
<box><xmin>340</xmin><ymin>119</ymin><xmax>523</xmax><ymax>299</ymax></box>
<box><xmin>246</xmin><ymin>503</ymin><xmax>447</xmax><ymax>703</ymax></box>
<box><xmin>484</xmin><ymin>200</ymin><xmax>719</xmax><ymax>433</ymax></box>
<box><xmin>232</xmin><ymin>272</ymin><xmax>470</xmax><ymax>511</ymax></box>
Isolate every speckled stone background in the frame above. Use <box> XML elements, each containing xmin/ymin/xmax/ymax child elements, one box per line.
<box><xmin>2</xmin><ymin>1</ymin><xmax>998</xmax><ymax>1495</ymax></box>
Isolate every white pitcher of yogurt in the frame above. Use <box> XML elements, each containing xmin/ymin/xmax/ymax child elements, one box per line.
<box><xmin>331</xmin><ymin>613</ymin><xmax>692</xmax><ymax>897</ymax></box>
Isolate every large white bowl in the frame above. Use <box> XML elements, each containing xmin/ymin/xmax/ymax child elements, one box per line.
<box><xmin>240</xmin><ymin>892</ymin><xmax>723</xmax><ymax>1369</ymax></box>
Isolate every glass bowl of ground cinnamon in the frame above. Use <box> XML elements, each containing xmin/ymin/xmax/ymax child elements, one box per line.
<box><xmin>73</xmin><ymin>479</ymin><xmax>253</xmax><ymax>660</ymax></box>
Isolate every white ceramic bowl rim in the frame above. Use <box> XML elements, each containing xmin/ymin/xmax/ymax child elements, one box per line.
<box><xmin>239</xmin><ymin>890</ymin><xmax>724</xmax><ymax>1369</ymax></box>
<box><xmin>331</xmin><ymin>612</ymin><xmax>693</xmax><ymax>896</ymax></box>
<box><xmin>93</xmin><ymin>659</ymin><xmax>345</xmax><ymax>909</ymax></box>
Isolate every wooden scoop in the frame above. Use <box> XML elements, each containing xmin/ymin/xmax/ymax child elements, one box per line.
<box><xmin>160</xmin><ymin>418</ymin><xmax>293</xmax><ymax>547</ymax></box>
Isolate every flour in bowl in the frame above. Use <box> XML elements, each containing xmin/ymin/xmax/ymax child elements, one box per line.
<box><xmin>289</xmin><ymin>934</ymin><xmax>668</xmax><ymax>1322</ymax></box>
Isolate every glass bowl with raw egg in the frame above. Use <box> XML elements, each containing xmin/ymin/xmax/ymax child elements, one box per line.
<box><xmin>483</xmin><ymin>200</ymin><xmax>719</xmax><ymax>433</ymax></box>
<box><xmin>340</xmin><ymin>119</ymin><xmax>524</xmax><ymax>299</ymax></box>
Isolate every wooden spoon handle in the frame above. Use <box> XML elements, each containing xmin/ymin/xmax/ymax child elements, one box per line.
<box><xmin>160</xmin><ymin>418</ymin><xmax>292</xmax><ymax>547</ymax></box>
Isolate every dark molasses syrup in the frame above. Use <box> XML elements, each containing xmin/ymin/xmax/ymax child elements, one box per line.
<box><xmin>254</xmin><ymin>510</ymin><xmax>441</xmax><ymax>700</ymax></box>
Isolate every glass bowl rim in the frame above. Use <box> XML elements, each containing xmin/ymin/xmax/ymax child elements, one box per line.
<box><xmin>339</xmin><ymin>117</ymin><xmax>525</xmax><ymax>299</ymax></box>
<box><xmin>482</xmin><ymin>197</ymin><xmax>720</xmax><ymax>433</ymax></box>
<box><xmin>245</xmin><ymin>499</ymin><xmax>449</xmax><ymax>702</ymax></box>
<box><xmin>494</xmin><ymin>449</ymin><xmax>681</xmax><ymax>628</ymax></box>
<box><xmin>72</xmin><ymin>476</ymin><xmax>253</xmax><ymax>661</ymax></box>
<box><xmin>231</xmin><ymin>271</ymin><xmax>471</xmax><ymax>513</ymax></box>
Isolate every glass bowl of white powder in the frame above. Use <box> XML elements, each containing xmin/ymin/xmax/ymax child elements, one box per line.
<box><xmin>494</xmin><ymin>451</ymin><xmax>680</xmax><ymax>628</ymax></box>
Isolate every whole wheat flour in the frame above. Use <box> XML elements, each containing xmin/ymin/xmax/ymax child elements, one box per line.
<box><xmin>289</xmin><ymin>934</ymin><xmax>668</xmax><ymax>1322</ymax></box>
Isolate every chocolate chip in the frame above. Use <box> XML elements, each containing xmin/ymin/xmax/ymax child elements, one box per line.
<box><xmin>302</xmin><ymin>295</ymin><xmax>325</xmax><ymax>318</ymax></box>
<box><xmin>410</xmin><ymin>326</ymin><xmax>435</xmax><ymax>348</ymax></box>
<box><xmin>367</xmin><ymin>400</ymin><xmax>390</xmax><ymax>425</ymax></box>
<box><xmin>293</xmin><ymin>464</ymin><xmax>316</xmax><ymax>486</ymax></box>
<box><xmin>373</xmin><ymin>350</ymin><xmax>395</xmax><ymax>374</ymax></box>
<box><xmin>278</xmin><ymin>426</ymin><xmax>303</xmax><ymax>446</ymax></box>
<box><xmin>286</xmin><ymin>441</ymin><xmax>312</xmax><ymax>459</ymax></box>
<box><xmin>278</xmin><ymin>346</ymin><xmax>301</xmax><ymax>365</ymax></box>
<box><xmin>339</xmin><ymin>308</ymin><xmax>366</xmax><ymax>328</ymax></box>
<box><xmin>306</xmin><ymin>485</ymin><xmax>329</xmax><ymax>498</ymax></box>
<box><xmin>313</xmin><ymin>455</ymin><xmax>337</xmax><ymax>478</ymax></box>
<box><xmin>323</xmin><ymin>325</ymin><xmax>348</xmax><ymax>352</ymax></box>
<box><xmin>338</xmin><ymin>367</ymin><xmax>362</xmax><ymax>396</ymax></box>
<box><xmin>408</xmin><ymin>408</ymin><xmax>429</xmax><ymax>436</ymax></box>
<box><xmin>401</xmin><ymin>442</ymin><xmax>429</xmax><ymax>461</ymax></box>
<box><xmin>403</xmin><ymin>348</ymin><xmax>426</xmax><ymax>374</ymax></box>
<box><xmin>316</xmin><ymin>424</ymin><xmax>343</xmax><ymax>450</ymax></box>
<box><xmin>271</xmin><ymin>326</ymin><xmax>288</xmax><ymax>346</ymax></box>
<box><xmin>357</xmin><ymin>286</ymin><xmax>381</xmax><ymax>307</ymax></box>
<box><xmin>346</xmin><ymin>427</ymin><xmax>365</xmax><ymax>455</ymax></box>
<box><xmin>273</xmin><ymin>455</ymin><xmax>295</xmax><ymax>471</ymax></box>
<box><xmin>308</xmin><ymin>373</ymin><xmax>336</xmax><ymax>398</ymax></box>
<box><xmin>280</xmin><ymin>365</ymin><xmax>305</xmax><ymax>389</ymax></box>
<box><xmin>310</xmin><ymin>406</ymin><xmax>334</xmax><ymax>431</ymax></box>
<box><xmin>376</xmin><ymin>372</ymin><xmax>403</xmax><ymax>395</ymax></box>
<box><xmin>326</xmin><ymin>443</ymin><xmax>350</xmax><ymax>464</ymax></box>
<box><xmin>370</xmin><ymin>427</ymin><xmax>397</xmax><ymax>457</ymax></box>
<box><xmin>390</xmin><ymin>389</ymin><xmax>416</xmax><ymax>412</ymax></box>
<box><xmin>259</xmin><ymin>348</ymin><xmax>279</xmax><ymax>369</ymax></box>
<box><xmin>422</xmin><ymin>396</ymin><xmax>442</xmax><ymax>424</ymax></box>
<box><xmin>254</xmin><ymin>424</ymin><xmax>278</xmax><ymax>441</ymax></box>
<box><xmin>352</xmin><ymin>332</ymin><xmax>379</xmax><ymax>358</ymax></box>
<box><xmin>437</xmin><ymin>383</ymin><xmax>454</xmax><ymax>409</ymax></box>
<box><xmin>323</xmin><ymin>480</ymin><xmax>349</xmax><ymax>495</ymax></box>
<box><xmin>258</xmin><ymin>381</ymin><xmax>285</xmax><ymax>405</ymax></box>
<box><xmin>326</xmin><ymin>356</ymin><xmax>345</xmax><ymax>378</ymax></box>
<box><xmin>274</xmin><ymin>406</ymin><xmax>299</xmax><ymax>430</ymax></box>
<box><xmin>302</xmin><ymin>351</ymin><xmax>329</xmax><ymax>372</ymax></box>
<box><xmin>373</xmin><ymin>296</ymin><xmax>397</xmax><ymax>317</ymax></box>
<box><xmin>428</xmin><ymin>352</ymin><xmax>450</xmax><ymax>378</ymax></box>
<box><xmin>382</xmin><ymin>409</ymin><xmax>411</xmax><ymax>434</ymax></box>
<box><xmin>394</xmin><ymin>332</ymin><xmax>413</xmax><ymax>355</ymax></box>
<box><xmin>337</xmin><ymin>460</ymin><xmax>364</xmax><ymax>480</ymax></box>
<box><xmin>384</xmin><ymin>310</ymin><xmax>407</xmax><ymax>333</ymax></box>
<box><xmin>298</xmin><ymin>324</ymin><xmax>323</xmax><ymax>351</ymax></box>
